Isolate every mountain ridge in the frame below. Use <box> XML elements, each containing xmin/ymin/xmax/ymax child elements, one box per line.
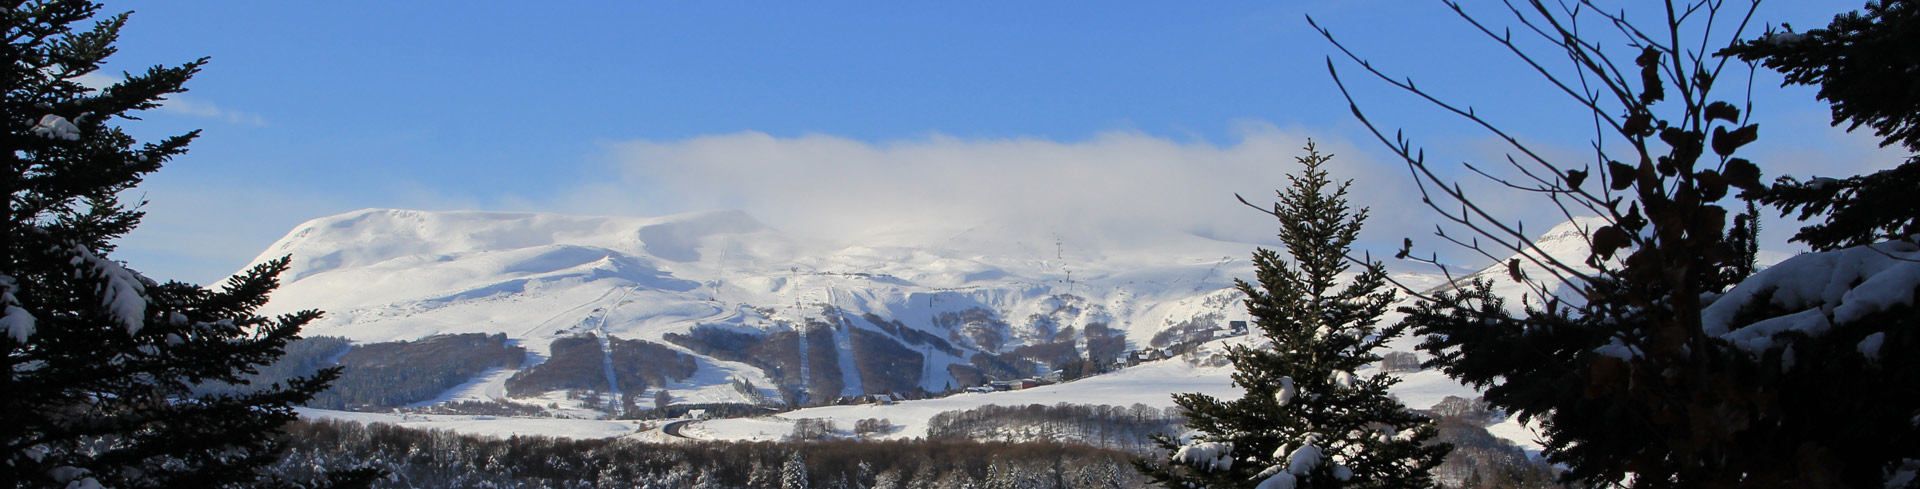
<box><xmin>252</xmin><ymin>208</ymin><xmax>1276</xmax><ymax>413</ymax></box>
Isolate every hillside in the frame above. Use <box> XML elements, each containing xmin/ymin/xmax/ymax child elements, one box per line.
<box><xmin>260</xmin><ymin>208</ymin><xmax>1615</xmax><ymax>455</ymax></box>
<box><xmin>255</xmin><ymin>208</ymin><xmax>1282</xmax><ymax>413</ymax></box>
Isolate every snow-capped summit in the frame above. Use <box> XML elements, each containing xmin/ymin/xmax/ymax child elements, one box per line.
<box><xmin>1432</xmin><ymin>215</ymin><xmax>1611</xmax><ymax>308</ymax></box>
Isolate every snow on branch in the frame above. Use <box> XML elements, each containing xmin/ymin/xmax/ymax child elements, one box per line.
<box><xmin>1703</xmin><ymin>239</ymin><xmax>1920</xmax><ymax>356</ymax></box>
<box><xmin>67</xmin><ymin>244</ymin><xmax>154</xmax><ymax>334</ymax></box>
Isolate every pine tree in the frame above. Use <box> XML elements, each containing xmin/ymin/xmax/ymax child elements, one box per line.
<box><xmin>1720</xmin><ymin>0</ymin><xmax>1920</xmax><ymax>250</ymax></box>
<box><xmin>1137</xmin><ymin>142</ymin><xmax>1448</xmax><ymax>489</ymax></box>
<box><xmin>784</xmin><ymin>450</ymin><xmax>812</xmax><ymax>489</ymax></box>
<box><xmin>750</xmin><ymin>456</ymin><xmax>779</xmax><ymax>488</ymax></box>
<box><xmin>0</xmin><ymin>2</ymin><xmax>369</xmax><ymax>488</ymax></box>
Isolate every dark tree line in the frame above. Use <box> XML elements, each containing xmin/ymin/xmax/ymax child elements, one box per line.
<box><xmin>607</xmin><ymin>335</ymin><xmax>698</xmax><ymax>393</ymax></box>
<box><xmin>928</xmin><ymin>403</ymin><xmax>1185</xmax><ymax>454</ymax></box>
<box><xmin>849</xmin><ymin>327</ymin><xmax>924</xmax><ymax>395</ymax></box>
<box><xmin>271</xmin><ymin>419</ymin><xmax>1154</xmax><ymax>488</ymax></box>
<box><xmin>323</xmin><ymin>333</ymin><xmax>524</xmax><ymax>410</ymax></box>
<box><xmin>859</xmin><ymin>313</ymin><xmax>964</xmax><ymax>357</ymax></box>
<box><xmin>935</xmin><ymin>307</ymin><xmax>1011</xmax><ymax>353</ymax></box>
<box><xmin>505</xmin><ymin>335</ymin><xmax>606</xmax><ymax>398</ymax></box>
<box><xmin>195</xmin><ymin>335</ymin><xmax>351</xmax><ymax>398</ymax></box>
<box><xmin>505</xmin><ymin>334</ymin><xmax>696</xmax><ymax>406</ymax></box>
<box><xmin>665</xmin><ymin>325</ymin><xmax>843</xmax><ymax>406</ymax></box>
<box><xmin>202</xmin><ymin>334</ymin><xmax>526</xmax><ymax>410</ymax></box>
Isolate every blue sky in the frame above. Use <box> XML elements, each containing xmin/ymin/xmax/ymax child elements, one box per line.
<box><xmin>97</xmin><ymin>1</ymin><xmax>1900</xmax><ymax>284</ymax></box>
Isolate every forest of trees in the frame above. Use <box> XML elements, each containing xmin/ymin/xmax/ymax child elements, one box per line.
<box><xmin>1425</xmin><ymin>398</ymin><xmax>1557</xmax><ymax>489</ymax></box>
<box><xmin>194</xmin><ymin>335</ymin><xmax>351</xmax><ymax>398</ymax></box>
<box><xmin>269</xmin><ymin>419</ymin><xmax>1152</xmax><ymax>489</ymax></box>
<box><xmin>505</xmin><ymin>335</ymin><xmax>610</xmax><ymax>398</ymax></box>
<box><xmin>926</xmin><ymin>403</ymin><xmax>1186</xmax><ymax>453</ymax></box>
<box><xmin>849</xmin><ymin>328</ymin><xmax>925</xmax><ymax>395</ymax></box>
<box><xmin>504</xmin><ymin>334</ymin><xmax>696</xmax><ymax>403</ymax></box>
<box><xmin>200</xmin><ymin>333</ymin><xmax>526</xmax><ymax>410</ymax></box>
<box><xmin>863</xmin><ymin>313</ymin><xmax>964</xmax><ymax>357</ymax></box>
<box><xmin>322</xmin><ymin>333</ymin><xmax>525</xmax><ymax>410</ymax></box>
<box><xmin>934</xmin><ymin>307</ymin><xmax>1011</xmax><ymax>353</ymax></box>
<box><xmin>663</xmin><ymin>324</ymin><xmax>845</xmax><ymax>406</ymax></box>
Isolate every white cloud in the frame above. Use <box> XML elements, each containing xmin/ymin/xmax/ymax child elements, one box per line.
<box><xmin>154</xmin><ymin>96</ymin><xmax>267</xmax><ymax>126</ymax></box>
<box><xmin>74</xmin><ymin>72</ymin><xmax>118</xmax><ymax>90</ymax></box>
<box><xmin>73</xmin><ymin>72</ymin><xmax>267</xmax><ymax>126</ymax></box>
<box><xmin>566</xmin><ymin>125</ymin><xmax>1432</xmax><ymax>254</ymax></box>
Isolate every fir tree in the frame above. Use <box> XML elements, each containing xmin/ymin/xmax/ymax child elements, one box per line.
<box><xmin>1138</xmin><ymin>142</ymin><xmax>1448</xmax><ymax>489</ymax></box>
<box><xmin>1721</xmin><ymin>0</ymin><xmax>1920</xmax><ymax>251</ymax></box>
<box><xmin>784</xmin><ymin>450</ymin><xmax>812</xmax><ymax>489</ymax></box>
<box><xmin>0</xmin><ymin>2</ymin><xmax>369</xmax><ymax>487</ymax></box>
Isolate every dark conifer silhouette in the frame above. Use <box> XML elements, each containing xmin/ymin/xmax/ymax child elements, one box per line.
<box><xmin>0</xmin><ymin>2</ymin><xmax>371</xmax><ymax>487</ymax></box>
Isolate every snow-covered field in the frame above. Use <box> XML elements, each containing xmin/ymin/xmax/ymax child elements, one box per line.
<box><xmin>684</xmin><ymin>355</ymin><xmax>1242</xmax><ymax>442</ymax></box>
<box><xmin>295</xmin><ymin>340</ymin><xmax>1545</xmax><ymax>455</ymax></box>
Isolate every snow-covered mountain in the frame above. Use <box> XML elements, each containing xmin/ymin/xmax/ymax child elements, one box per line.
<box><xmin>1424</xmin><ymin>216</ymin><xmax>1610</xmax><ymax>308</ymax></box>
<box><xmin>253</xmin><ymin>208</ymin><xmax>1283</xmax><ymax>410</ymax></box>
<box><xmin>262</xmin><ymin>208</ymin><xmax>1618</xmax><ymax>452</ymax></box>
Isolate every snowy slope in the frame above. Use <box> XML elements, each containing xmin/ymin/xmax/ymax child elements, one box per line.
<box><xmin>682</xmin><ymin>321</ymin><xmax>1542</xmax><ymax>453</ymax></box>
<box><xmin>253</xmin><ymin>208</ymin><xmax>1600</xmax><ymax>453</ymax></box>
<box><xmin>254</xmin><ymin>208</ymin><xmax>1287</xmax><ymax>408</ymax></box>
<box><xmin>1423</xmin><ymin>216</ymin><xmax>1610</xmax><ymax>309</ymax></box>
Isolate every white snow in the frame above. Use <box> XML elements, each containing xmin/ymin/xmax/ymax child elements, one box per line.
<box><xmin>48</xmin><ymin>466</ymin><xmax>101</xmax><ymax>489</ymax></box>
<box><xmin>69</xmin><ymin>246</ymin><xmax>149</xmax><ymax>334</ymax></box>
<box><xmin>1702</xmin><ymin>239</ymin><xmax>1920</xmax><ymax>356</ymax></box>
<box><xmin>233</xmin><ymin>208</ymin><xmax>1562</xmax><ymax>452</ymax></box>
<box><xmin>1720</xmin><ymin>308</ymin><xmax>1831</xmax><ymax>354</ymax></box>
<box><xmin>2</xmin><ymin>305</ymin><xmax>32</xmax><ymax>343</ymax></box>
<box><xmin>688</xmin><ymin>357</ymin><xmax>1245</xmax><ymax>442</ymax></box>
<box><xmin>1434</xmin><ymin>216</ymin><xmax>1613</xmax><ymax>312</ymax></box>
<box><xmin>1763</xmin><ymin>31</ymin><xmax>1806</xmax><ymax>45</ymax></box>
<box><xmin>1254</xmin><ymin>472</ymin><xmax>1297</xmax><ymax>489</ymax></box>
<box><xmin>1330</xmin><ymin>370</ymin><xmax>1356</xmax><ymax>389</ymax></box>
<box><xmin>1593</xmin><ymin>336</ymin><xmax>1644</xmax><ymax>360</ymax></box>
<box><xmin>1889</xmin><ymin>458</ymin><xmax>1920</xmax><ymax>489</ymax></box>
<box><xmin>29</xmin><ymin>114</ymin><xmax>80</xmax><ymax>140</ymax></box>
<box><xmin>1284</xmin><ymin>436</ymin><xmax>1323</xmax><ymax>475</ymax></box>
<box><xmin>1276</xmin><ymin>376</ymin><xmax>1296</xmax><ymax>406</ymax></box>
<box><xmin>1172</xmin><ymin>441</ymin><xmax>1234</xmax><ymax>471</ymax></box>
<box><xmin>1859</xmin><ymin>332</ymin><xmax>1886</xmax><ymax>362</ymax></box>
<box><xmin>243</xmin><ymin>208</ymin><xmax>1285</xmax><ymax>410</ymax></box>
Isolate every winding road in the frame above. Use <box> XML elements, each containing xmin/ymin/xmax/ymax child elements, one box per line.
<box><xmin>661</xmin><ymin>419</ymin><xmax>696</xmax><ymax>439</ymax></box>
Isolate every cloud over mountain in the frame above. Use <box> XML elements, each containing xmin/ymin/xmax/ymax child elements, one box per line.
<box><xmin>570</xmin><ymin>124</ymin><xmax>1426</xmax><ymax>251</ymax></box>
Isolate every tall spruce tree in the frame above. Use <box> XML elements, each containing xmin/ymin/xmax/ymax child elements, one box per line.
<box><xmin>1138</xmin><ymin>142</ymin><xmax>1448</xmax><ymax>489</ymax></box>
<box><xmin>0</xmin><ymin>2</ymin><xmax>370</xmax><ymax>488</ymax></box>
<box><xmin>783</xmin><ymin>450</ymin><xmax>811</xmax><ymax>489</ymax></box>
